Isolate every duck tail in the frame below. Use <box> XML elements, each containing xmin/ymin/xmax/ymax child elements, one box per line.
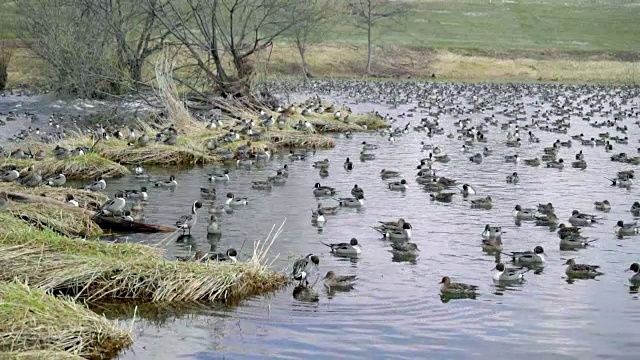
<box><xmin>319</xmin><ymin>241</ymin><xmax>332</xmax><ymax>248</ymax></box>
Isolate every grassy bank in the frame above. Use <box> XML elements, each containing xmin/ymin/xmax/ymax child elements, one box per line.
<box><xmin>0</xmin><ymin>281</ymin><xmax>132</xmax><ymax>359</ymax></box>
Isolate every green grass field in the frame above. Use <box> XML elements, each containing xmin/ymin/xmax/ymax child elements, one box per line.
<box><xmin>0</xmin><ymin>1</ymin><xmax>17</xmax><ymax>40</ymax></box>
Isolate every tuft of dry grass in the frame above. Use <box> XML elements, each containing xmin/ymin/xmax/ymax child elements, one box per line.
<box><xmin>37</xmin><ymin>153</ymin><xmax>130</xmax><ymax>180</ymax></box>
<box><xmin>7</xmin><ymin>202</ymin><xmax>103</xmax><ymax>238</ymax></box>
<box><xmin>0</xmin><ymin>182</ymin><xmax>108</xmax><ymax>207</ymax></box>
<box><xmin>0</xmin><ymin>281</ymin><xmax>132</xmax><ymax>359</ymax></box>
<box><xmin>270</xmin><ymin>130</ymin><xmax>336</xmax><ymax>149</ymax></box>
<box><xmin>97</xmin><ymin>142</ymin><xmax>217</xmax><ymax>166</ymax></box>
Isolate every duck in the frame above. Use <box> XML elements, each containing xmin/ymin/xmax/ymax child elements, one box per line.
<box><xmin>319</xmin><ymin>168</ymin><xmax>329</xmax><ymax>177</ymax></box>
<box><xmin>320</xmin><ymin>238</ymin><xmax>361</xmax><ymax>256</ymax></box>
<box><xmin>200</xmin><ymin>187</ymin><xmax>216</xmax><ymax>199</ymax></box>
<box><xmin>175</xmin><ymin>200</ymin><xmax>203</xmax><ymax>235</ymax></box>
<box><xmin>209</xmin><ymin>170</ymin><xmax>230</xmax><ymax>182</ymax></box>
<box><xmin>628</xmin><ymin>263</ymin><xmax>640</xmax><ymax>285</ymax></box>
<box><xmin>267</xmin><ymin>171</ymin><xmax>287</xmax><ymax>186</ymax></box>
<box><xmin>506</xmin><ymin>246</ymin><xmax>546</xmax><ymax>265</ymax></box>
<box><xmin>313</xmin><ymin>202</ymin><xmax>339</xmax><ymax>217</ymax></box>
<box><xmin>439</xmin><ymin>276</ymin><xmax>478</xmax><ymax>295</ymax></box>
<box><xmin>251</xmin><ymin>180</ymin><xmax>273</xmax><ymax>191</ymax></box>
<box><xmin>535</xmin><ymin>212</ymin><xmax>559</xmax><ymax>227</ymax></box>
<box><xmin>380</xmin><ymin>169</ymin><xmax>400</xmax><ymax>179</ymax></box>
<box><xmin>614</xmin><ymin>220</ymin><xmax>639</xmax><ymax>236</ymax></box>
<box><xmin>492</xmin><ymin>263</ymin><xmax>527</xmax><ymax>282</ymax></box>
<box><xmin>524</xmin><ymin>158</ymin><xmax>541</xmax><ymax>167</ymax></box>
<box><xmin>376</xmin><ymin>221</ymin><xmax>412</xmax><ymax>240</ymax></box>
<box><xmin>361</xmin><ymin>141</ymin><xmax>378</xmax><ymax>151</ymax></box>
<box><xmin>18</xmin><ymin>168</ymin><xmax>42</xmax><ymax>188</ymax></box>
<box><xmin>468</xmin><ymin>153</ymin><xmax>482</xmax><ymax>164</ymax></box>
<box><xmin>389</xmin><ymin>241</ymin><xmax>420</xmax><ymax>256</ymax></box>
<box><xmin>335</xmin><ymin>194</ymin><xmax>364</xmax><ymax>208</ymax></box>
<box><xmin>84</xmin><ymin>177</ymin><xmax>106</xmax><ymax>191</ymax></box>
<box><xmin>506</xmin><ymin>172</ymin><xmax>520</xmax><ymax>184</ymax></box>
<box><xmin>560</xmin><ymin>233</ymin><xmax>595</xmax><ymax>249</ymax></box>
<box><xmin>343</xmin><ymin>158</ymin><xmax>353</xmax><ymax>170</ymax></box>
<box><xmin>313</xmin><ymin>209</ymin><xmax>326</xmax><ymax>225</ymax></box>
<box><xmin>504</xmin><ymin>154</ymin><xmax>520</xmax><ymax>163</ymax></box>
<box><xmin>459</xmin><ymin>184</ymin><xmax>476</xmax><ymax>196</ymax></box>
<box><xmin>513</xmin><ymin>205</ymin><xmax>537</xmax><ymax>220</ymax></box>
<box><xmin>546</xmin><ymin>159</ymin><xmax>565</xmax><ymax>169</ymax></box>
<box><xmin>313</xmin><ymin>183</ymin><xmax>337</xmax><ymax>197</ymax></box>
<box><xmin>97</xmin><ymin>192</ymin><xmax>126</xmax><ymax>216</ymax></box>
<box><xmin>0</xmin><ymin>167</ymin><xmax>20</xmax><ymax>182</ymax></box>
<box><xmin>388</xmin><ymin>179</ymin><xmax>408</xmax><ymax>191</ymax></box>
<box><xmin>133</xmin><ymin>163</ymin><xmax>145</xmax><ymax>175</ymax></box>
<box><xmin>124</xmin><ymin>186</ymin><xmax>148</xmax><ymax>201</ymax></box>
<box><xmin>323</xmin><ymin>271</ymin><xmax>357</xmax><ymax>290</ymax></box>
<box><xmin>211</xmin><ymin>248</ymin><xmax>238</xmax><ymax>263</ymax></box>
<box><xmin>312</xmin><ymin>159</ymin><xmax>330</xmax><ymax>169</ymax></box>
<box><xmin>568</xmin><ymin>210</ymin><xmax>598</xmax><ymax>226</ymax></box>
<box><xmin>430</xmin><ymin>192</ymin><xmax>454</xmax><ymax>202</ymax></box>
<box><xmin>292</xmin><ymin>253</ymin><xmax>320</xmax><ymax>286</ymax></box>
<box><xmin>45</xmin><ymin>173</ymin><xmax>66</xmax><ymax>187</ymax></box>
<box><xmin>65</xmin><ymin>194</ymin><xmax>79</xmax><ymax>207</ymax></box>
<box><xmin>471</xmin><ymin>196</ymin><xmax>492</xmax><ymax>209</ymax></box>
<box><xmin>176</xmin><ymin>251</ymin><xmax>208</xmax><ymax>262</ymax></box>
<box><xmin>564</xmin><ymin>258</ymin><xmax>603</xmax><ymax>278</ymax></box>
<box><xmin>631</xmin><ymin>201</ymin><xmax>640</xmax><ymax>216</ymax></box>
<box><xmin>225</xmin><ymin>192</ymin><xmax>248</xmax><ymax>207</ymax></box>
<box><xmin>594</xmin><ymin>200</ymin><xmax>611</xmax><ymax>212</ymax></box>
<box><xmin>350</xmin><ymin>184</ymin><xmax>364</xmax><ymax>198</ymax></box>
<box><xmin>155</xmin><ymin>175</ymin><xmax>178</xmax><ymax>189</ymax></box>
<box><xmin>481</xmin><ymin>237</ymin><xmax>503</xmax><ymax>252</ymax></box>
<box><xmin>571</xmin><ymin>159</ymin><xmax>587</xmax><ymax>169</ymax></box>
<box><xmin>482</xmin><ymin>224</ymin><xmax>502</xmax><ymax>239</ymax></box>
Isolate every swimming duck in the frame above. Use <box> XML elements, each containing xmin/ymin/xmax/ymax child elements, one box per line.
<box><xmin>292</xmin><ymin>253</ymin><xmax>320</xmax><ymax>286</ymax></box>
<box><xmin>200</xmin><ymin>187</ymin><xmax>216</xmax><ymax>199</ymax></box>
<box><xmin>504</xmin><ymin>154</ymin><xmax>520</xmax><ymax>163</ymax></box>
<box><xmin>506</xmin><ymin>172</ymin><xmax>519</xmax><ymax>184</ymax></box>
<box><xmin>323</xmin><ymin>271</ymin><xmax>357</xmax><ymax>290</ymax></box>
<box><xmin>611</xmin><ymin>176</ymin><xmax>633</xmax><ymax>188</ymax></box>
<box><xmin>614</xmin><ymin>220</ymin><xmax>639</xmax><ymax>236</ymax></box>
<box><xmin>312</xmin><ymin>159</ymin><xmax>330</xmax><ymax>170</ymax></box>
<box><xmin>483</xmin><ymin>146</ymin><xmax>493</xmax><ymax>156</ymax></box>
<box><xmin>389</xmin><ymin>241</ymin><xmax>420</xmax><ymax>256</ymax></box>
<box><xmin>388</xmin><ymin>179</ymin><xmax>408</xmax><ymax>191</ymax></box>
<box><xmin>628</xmin><ymin>263</ymin><xmax>640</xmax><ymax>285</ymax></box>
<box><xmin>133</xmin><ymin>164</ymin><xmax>145</xmax><ymax>176</ymax></box>
<box><xmin>380</xmin><ymin>169</ymin><xmax>400</xmax><ymax>179</ymax></box>
<box><xmin>336</xmin><ymin>194</ymin><xmax>364</xmax><ymax>208</ymax></box>
<box><xmin>65</xmin><ymin>194</ymin><xmax>79</xmax><ymax>207</ymax></box>
<box><xmin>568</xmin><ymin>210</ymin><xmax>599</xmax><ymax>226</ymax></box>
<box><xmin>492</xmin><ymin>263</ymin><xmax>527</xmax><ymax>282</ymax></box>
<box><xmin>430</xmin><ymin>192</ymin><xmax>454</xmax><ymax>202</ymax></box>
<box><xmin>537</xmin><ymin>203</ymin><xmax>555</xmax><ymax>215</ymax></box>
<box><xmin>225</xmin><ymin>192</ymin><xmax>248</xmax><ymax>207</ymax></box>
<box><xmin>209</xmin><ymin>170</ymin><xmax>230</xmax><ymax>182</ymax></box>
<box><xmin>471</xmin><ymin>196</ymin><xmax>492</xmax><ymax>209</ymax></box>
<box><xmin>267</xmin><ymin>171</ymin><xmax>287</xmax><ymax>186</ymax></box>
<box><xmin>631</xmin><ymin>202</ymin><xmax>640</xmax><ymax>216</ymax></box>
<box><xmin>319</xmin><ymin>168</ymin><xmax>329</xmax><ymax>177</ymax></box>
<box><xmin>344</xmin><ymin>158</ymin><xmax>353</xmax><ymax>170</ymax></box>
<box><xmin>468</xmin><ymin>153</ymin><xmax>482</xmax><ymax>164</ymax></box>
<box><xmin>176</xmin><ymin>250</ymin><xmax>208</xmax><ymax>262</ymax></box>
<box><xmin>535</xmin><ymin>212</ymin><xmax>559</xmax><ymax>227</ymax></box>
<box><xmin>175</xmin><ymin>200</ymin><xmax>203</xmax><ymax>235</ymax></box>
<box><xmin>84</xmin><ymin>177</ymin><xmax>106</xmax><ymax>191</ymax></box>
<box><xmin>594</xmin><ymin>200</ymin><xmax>611</xmax><ymax>212</ymax></box>
<box><xmin>482</xmin><ymin>224</ymin><xmax>502</xmax><ymax>239</ymax></box>
<box><xmin>313</xmin><ymin>203</ymin><xmax>339</xmax><ymax>217</ymax></box>
<box><xmin>312</xmin><ymin>209</ymin><xmax>326</xmax><ymax>225</ymax></box>
<box><xmin>459</xmin><ymin>184</ymin><xmax>476</xmax><ymax>197</ymax></box>
<box><xmin>155</xmin><ymin>175</ymin><xmax>178</xmax><ymax>189</ymax></box>
<box><xmin>546</xmin><ymin>159</ymin><xmax>564</xmax><ymax>169</ymax></box>
<box><xmin>439</xmin><ymin>276</ymin><xmax>478</xmax><ymax>295</ymax></box>
<box><xmin>564</xmin><ymin>258</ymin><xmax>603</xmax><ymax>278</ymax></box>
<box><xmin>252</xmin><ymin>180</ymin><xmax>273</xmax><ymax>191</ymax></box>
<box><xmin>361</xmin><ymin>141</ymin><xmax>378</xmax><ymax>151</ymax></box>
<box><xmin>124</xmin><ymin>186</ymin><xmax>148</xmax><ymax>201</ymax></box>
<box><xmin>506</xmin><ymin>246</ymin><xmax>546</xmax><ymax>265</ymax></box>
<box><xmin>0</xmin><ymin>167</ymin><xmax>20</xmax><ymax>182</ymax></box>
<box><xmin>559</xmin><ymin>232</ymin><xmax>595</xmax><ymax>249</ymax></box>
<box><xmin>98</xmin><ymin>192</ymin><xmax>126</xmax><ymax>216</ymax></box>
<box><xmin>313</xmin><ymin>183</ymin><xmax>337</xmax><ymax>197</ymax></box>
<box><xmin>45</xmin><ymin>173</ymin><xmax>66</xmax><ymax>187</ymax></box>
<box><xmin>376</xmin><ymin>222</ymin><xmax>413</xmax><ymax>240</ymax></box>
<box><xmin>481</xmin><ymin>237</ymin><xmax>502</xmax><ymax>252</ymax></box>
<box><xmin>211</xmin><ymin>248</ymin><xmax>238</xmax><ymax>263</ymax></box>
<box><xmin>513</xmin><ymin>205</ymin><xmax>536</xmax><ymax>220</ymax></box>
<box><xmin>523</xmin><ymin>158</ymin><xmax>540</xmax><ymax>167</ymax></box>
<box><xmin>320</xmin><ymin>238</ymin><xmax>361</xmax><ymax>256</ymax></box>
<box><xmin>571</xmin><ymin>159</ymin><xmax>587</xmax><ymax>169</ymax></box>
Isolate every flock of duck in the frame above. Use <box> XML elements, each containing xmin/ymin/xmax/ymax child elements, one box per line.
<box><xmin>4</xmin><ymin>80</ymin><xmax>640</xmax><ymax>301</ymax></box>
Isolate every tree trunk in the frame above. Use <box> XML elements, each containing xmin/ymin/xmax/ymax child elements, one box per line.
<box><xmin>366</xmin><ymin>7</ymin><xmax>373</xmax><ymax>74</ymax></box>
<box><xmin>128</xmin><ymin>58</ymin><xmax>143</xmax><ymax>85</ymax></box>
<box><xmin>295</xmin><ymin>36</ymin><xmax>312</xmax><ymax>79</ymax></box>
<box><xmin>0</xmin><ymin>68</ymin><xmax>7</xmax><ymax>91</ymax></box>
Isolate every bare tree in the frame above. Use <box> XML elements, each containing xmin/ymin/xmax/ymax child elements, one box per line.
<box><xmin>148</xmin><ymin>0</ymin><xmax>317</xmax><ymax>101</ymax></box>
<box><xmin>350</xmin><ymin>0</ymin><xmax>406</xmax><ymax>74</ymax></box>
<box><xmin>287</xmin><ymin>0</ymin><xmax>341</xmax><ymax>79</ymax></box>
<box><xmin>0</xmin><ymin>43</ymin><xmax>14</xmax><ymax>91</ymax></box>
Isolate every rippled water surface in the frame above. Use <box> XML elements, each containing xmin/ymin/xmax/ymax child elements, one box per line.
<box><xmin>3</xmin><ymin>84</ymin><xmax>640</xmax><ymax>359</ymax></box>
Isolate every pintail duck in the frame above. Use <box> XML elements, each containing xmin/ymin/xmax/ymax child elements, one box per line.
<box><xmin>45</xmin><ymin>173</ymin><xmax>66</xmax><ymax>187</ymax></box>
<box><xmin>83</xmin><ymin>177</ymin><xmax>106</xmax><ymax>191</ymax></box>
<box><xmin>312</xmin><ymin>209</ymin><xmax>326</xmax><ymax>224</ymax></box>
<box><xmin>124</xmin><ymin>186</ymin><xmax>148</xmax><ymax>201</ymax></box>
<box><xmin>564</xmin><ymin>258</ymin><xmax>603</xmax><ymax>278</ymax></box>
<box><xmin>209</xmin><ymin>170</ymin><xmax>230</xmax><ymax>182</ymax></box>
<box><xmin>336</xmin><ymin>194</ymin><xmax>364</xmax><ymax>208</ymax></box>
<box><xmin>513</xmin><ymin>205</ymin><xmax>536</xmax><ymax>220</ymax></box>
<box><xmin>324</xmin><ymin>271</ymin><xmax>358</xmax><ymax>290</ymax></box>
<box><xmin>481</xmin><ymin>237</ymin><xmax>502</xmax><ymax>252</ymax></box>
<box><xmin>361</xmin><ymin>141</ymin><xmax>378</xmax><ymax>151</ymax></box>
<box><xmin>175</xmin><ymin>200</ymin><xmax>202</xmax><ymax>235</ymax></box>
<box><xmin>506</xmin><ymin>246</ymin><xmax>546</xmax><ymax>265</ymax></box>
<box><xmin>222</xmin><ymin>192</ymin><xmax>247</xmax><ymax>208</ymax></box>
<box><xmin>388</xmin><ymin>179</ymin><xmax>408</xmax><ymax>191</ymax></box>
<box><xmin>459</xmin><ymin>184</ymin><xmax>476</xmax><ymax>196</ymax></box>
<box><xmin>523</xmin><ymin>158</ymin><xmax>540</xmax><ymax>167</ymax></box>
<box><xmin>629</xmin><ymin>263</ymin><xmax>640</xmax><ymax>285</ymax></box>
<box><xmin>0</xmin><ymin>191</ymin><xmax>8</xmax><ymax>211</ymax></box>
<box><xmin>430</xmin><ymin>192</ymin><xmax>454</xmax><ymax>202</ymax></box>
<box><xmin>535</xmin><ymin>212</ymin><xmax>558</xmax><ymax>226</ymax></box>
<box><xmin>505</xmin><ymin>172</ymin><xmax>520</xmax><ymax>184</ymax></box>
<box><xmin>546</xmin><ymin>158</ymin><xmax>564</xmax><ymax>169</ymax></box>
<box><xmin>504</xmin><ymin>154</ymin><xmax>520</xmax><ymax>163</ymax></box>
<box><xmin>176</xmin><ymin>250</ymin><xmax>207</xmax><ymax>262</ymax></box>
<box><xmin>482</xmin><ymin>146</ymin><xmax>493</xmax><ymax>156</ymax></box>
<box><xmin>390</xmin><ymin>241</ymin><xmax>420</xmax><ymax>256</ymax></box>
<box><xmin>321</xmin><ymin>238</ymin><xmax>361</xmax><ymax>256</ymax></box>
<box><xmin>98</xmin><ymin>192</ymin><xmax>126</xmax><ymax>216</ymax></box>
<box><xmin>538</xmin><ymin>203</ymin><xmax>555</xmax><ymax>215</ymax></box>
<box><xmin>133</xmin><ymin>164</ymin><xmax>145</xmax><ymax>176</ymax></box>
<box><xmin>469</xmin><ymin>153</ymin><xmax>482</xmax><ymax>164</ymax></box>
<box><xmin>155</xmin><ymin>175</ymin><xmax>178</xmax><ymax>189</ymax></box>
<box><xmin>292</xmin><ymin>253</ymin><xmax>320</xmax><ymax>286</ymax></box>
<box><xmin>375</xmin><ymin>221</ymin><xmax>413</xmax><ymax>240</ymax></box>
<box><xmin>343</xmin><ymin>158</ymin><xmax>353</xmax><ymax>170</ymax></box>
<box><xmin>252</xmin><ymin>180</ymin><xmax>273</xmax><ymax>191</ymax></box>
<box><xmin>436</xmin><ymin>176</ymin><xmax>456</xmax><ymax>186</ymax></box>
<box><xmin>319</xmin><ymin>168</ymin><xmax>329</xmax><ymax>177</ymax></box>
<box><xmin>610</xmin><ymin>176</ymin><xmax>633</xmax><ymax>188</ymax></box>
<box><xmin>492</xmin><ymin>263</ymin><xmax>527</xmax><ymax>282</ymax></box>
<box><xmin>200</xmin><ymin>186</ymin><xmax>216</xmax><ymax>199</ymax></box>
<box><xmin>0</xmin><ymin>167</ymin><xmax>19</xmax><ymax>182</ymax></box>
<box><xmin>313</xmin><ymin>183</ymin><xmax>337</xmax><ymax>197</ymax></box>
<box><xmin>211</xmin><ymin>248</ymin><xmax>238</xmax><ymax>263</ymax></box>
<box><xmin>594</xmin><ymin>200</ymin><xmax>611</xmax><ymax>212</ymax></box>
<box><xmin>482</xmin><ymin>224</ymin><xmax>502</xmax><ymax>239</ymax></box>
<box><xmin>279</xmin><ymin>164</ymin><xmax>290</xmax><ymax>178</ymax></box>
<box><xmin>571</xmin><ymin>159</ymin><xmax>587</xmax><ymax>169</ymax></box>
<box><xmin>615</xmin><ymin>220</ymin><xmax>639</xmax><ymax>236</ymax></box>
<box><xmin>65</xmin><ymin>194</ymin><xmax>79</xmax><ymax>207</ymax></box>
<box><xmin>560</xmin><ymin>232</ymin><xmax>595</xmax><ymax>249</ymax></box>
<box><xmin>380</xmin><ymin>169</ymin><xmax>400</xmax><ymax>179</ymax></box>
<box><xmin>312</xmin><ymin>159</ymin><xmax>330</xmax><ymax>169</ymax></box>
<box><xmin>18</xmin><ymin>168</ymin><xmax>42</xmax><ymax>188</ymax></box>
<box><xmin>313</xmin><ymin>203</ymin><xmax>339</xmax><ymax>217</ymax></box>
<box><xmin>471</xmin><ymin>196</ymin><xmax>492</xmax><ymax>209</ymax></box>
<box><xmin>439</xmin><ymin>276</ymin><xmax>478</xmax><ymax>295</ymax></box>
<box><xmin>631</xmin><ymin>202</ymin><xmax>640</xmax><ymax>216</ymax></box>
<box><xmin>267</xmin><ymin>170</ymin><xmax>287</xmax><ymax>186</ymax></box>
<box><xmin>568</xmin><ymin>210</ymin><xmax>599</xmax><ymax>226</ymax></box>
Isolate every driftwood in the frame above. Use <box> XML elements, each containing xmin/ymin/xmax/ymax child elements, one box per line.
<box><xmin>6</xmin><ymin>192</ymin><xmax>175</xmax><ymax>233</ymax></box>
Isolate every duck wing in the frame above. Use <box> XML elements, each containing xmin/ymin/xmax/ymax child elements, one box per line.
<box><xmin>175</xmin><ymin>214</ymin><xmax>191</xmax><ymax>227</ymax></box>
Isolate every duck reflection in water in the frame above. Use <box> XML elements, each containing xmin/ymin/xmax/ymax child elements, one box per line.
<box><xmin>293</xmin><ymin>285</ymin><xmax>319</xmax><ymax>303</ymax></box>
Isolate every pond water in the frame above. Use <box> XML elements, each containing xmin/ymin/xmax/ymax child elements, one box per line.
<box><xmin>3</xmin><ymin>82</ymin><xmax>640</xmax><ymax>359</ymax></box>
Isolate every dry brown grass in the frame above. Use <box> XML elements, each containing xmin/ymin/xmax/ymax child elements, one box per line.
<box><xmin>0</xmin><ymin>281</ymin><xmax>132</xmax><ymax>359</ymax></box>
<box><xmin>0</xmin><ymin>182</ymin><xmax>108</xmax><ymax>207</ymax></box>
<box><xmin>97</xmin><ymin>141</ymin><xmax>217</xmax><ymax>166</ymax></box>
